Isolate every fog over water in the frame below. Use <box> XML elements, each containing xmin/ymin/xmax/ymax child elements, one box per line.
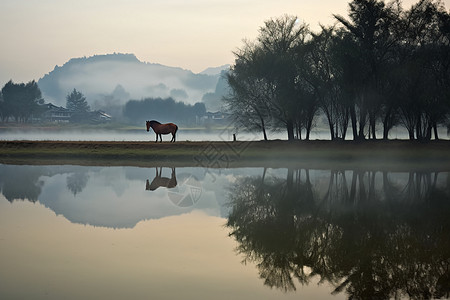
<box><xmin>1</xmin><ymin>126</ymin><xmax>447</xmax><ymax>141</ymax></box>
<box><xmin>0</xmin><ymin>128</ymin><xmax>286</xmax><ymax>142</ymax></box>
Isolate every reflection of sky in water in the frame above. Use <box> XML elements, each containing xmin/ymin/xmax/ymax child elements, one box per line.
<box><xmin>0</xmin><ymin>165</ymin><xmax>284</xmax><ymax>228</ymax></box>
<box><xmin>0</xmin><ymin>164</ymin><xmax>341</xmax><ymax>300</ymax></box>
<box><xmin>2</xmin><ymin>163</ymin><xmax>449</xmax><ymax>299</ymax></box>
<box><xmin>37</xmin><ymin>166</ymin><xmax>245</xmax><ymax>228</ymax></box>
<box><xmin>1</xmin><ymin>200</ymin><xmax>337</xmax><ymax>300</ymax></box>
<box><xmin>2</xmin><ymin>164</ymin><xmax>448</xmax><ymax>228</ymax></box>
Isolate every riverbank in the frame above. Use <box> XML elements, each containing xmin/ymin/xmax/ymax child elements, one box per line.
<box><xmin>2</xmin><ymin>139</ymin><xmax>450</xmax><ymax>170</ymax></box>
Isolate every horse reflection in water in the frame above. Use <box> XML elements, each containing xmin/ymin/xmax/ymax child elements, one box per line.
<box><xmin>146</xmin><ymin>167</ymin><xmax>177</xmax><ymax>191</ymax></box>
<box><xmin>146</xmin><ymin>120</ymin><xmax>178</xmax><ymax>142</ymax></box>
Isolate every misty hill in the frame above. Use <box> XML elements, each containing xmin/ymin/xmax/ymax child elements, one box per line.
<box><xmin>38</xmin><ymin>53</ymin><xmax>228</xmax><ymax>110</ymax></box>
<box><xmin>200</xmin><ymin>64</ymin><xmax>230</xmax><ymax>75</ymax></box>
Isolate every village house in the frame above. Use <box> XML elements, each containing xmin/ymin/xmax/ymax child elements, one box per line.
<box><xmin>38</xmin><ymin>103</ymin><xmax>112</xmax><ymax>123</ymax></box>
<box><xmin>41</xmin><ymin>103</ymin><xmax>74</xmax><ymax>123</ymax></box>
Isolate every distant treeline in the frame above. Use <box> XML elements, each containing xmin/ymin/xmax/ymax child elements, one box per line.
<box><xmin>0</xmin><ymin>80</ymin><xmax>208</xmax><ymax>125</ymax></box>
<box><xmin>0</xmin><ymin>82</ymin><xmax>102</xmax><ymax>123</ymax></box>
<box><xmin>0</xmin><ymin>80</ymin><xmax>43</xmax><ymax>122</ymax></box>
<box><xmin>226</xmin><ymin>0</ymin><xmax>450</xmax><ymax>141</ymax></box>
<box><xmin>123</xmin><ymin>97</ymin><xmax>207</xmax><ymax>126</ymax></box>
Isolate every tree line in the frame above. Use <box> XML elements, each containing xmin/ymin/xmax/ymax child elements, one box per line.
<box><xmin>0</xmin><ymin>82</ymin><xmax>95</xmax><ymax>123</ymax></box>
<box><xmin>123</xmin><ymin>97</ymin><xmax>207</xmax><ymax>126</ymax></box>
<box><xmin>0</xmin><ymin>80</ymin><xmax>207</xmax><ymax>125</ymax></box>
<box><xmin>0</xmin><ymin>80</ymin><xmax>43</xmax><ymax>122</ymax></box>
<box><xmin>225</xmin><ymin>0</ymin><xmax>450</xmax><ymax>141</ymax></box>
<box><xmin>226</xmin><ymin>168</ymin><xmax>450</xmax><ymax>298</ymax></box>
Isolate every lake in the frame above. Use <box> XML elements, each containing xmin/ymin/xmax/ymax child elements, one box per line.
<box><xmin>1</xmin><ymin>163</ymin><xmax>449</xmax><ymax>299</ymax></box>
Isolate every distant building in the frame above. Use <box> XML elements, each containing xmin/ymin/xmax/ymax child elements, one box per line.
<box><xmin>41</xmin><ymin>103</ymin><xmax>74</xmax><ymax>123</ymax></box>
<box><xmin>198</xmin><ymin>111</ymin><xmax>230</xmax><ymax>126</ymax></box>
<box><xmin>39</xmin><ymin>103</ymin><xmax>112</xmax><ymax>123</ymax></box>
<box><xmin>206</xmin><ymin>111</ymin><xmax>228</xmax><ymax>120</ymax></box>
<box><xmin>89</xmin><ymin>110</ymin><xmax>112</xmax><ymax>123</ymax></box>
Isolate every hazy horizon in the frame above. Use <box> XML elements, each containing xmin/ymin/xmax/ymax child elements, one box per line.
<box><xmin>2</xmin><ymin>0</ymin><xmax>445</xmax><ymax>87</ymax></box>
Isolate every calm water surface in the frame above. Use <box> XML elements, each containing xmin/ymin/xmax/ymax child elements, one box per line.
<box><xmin>1</xmin><ymin>164</ymin><xmax>449</xmax><ymax>299</ymax></box>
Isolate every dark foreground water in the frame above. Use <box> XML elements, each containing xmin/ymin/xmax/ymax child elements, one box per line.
<box><xmin>1</xmin><ymin>164</ymin><xmax>449</xmax><ymax>299</ymax></box>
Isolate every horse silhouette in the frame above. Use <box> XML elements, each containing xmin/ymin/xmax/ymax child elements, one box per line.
<box><xmin>146</xmin><ymin>120</ymin><xmax>178</xmax><ymax>142</ymax></box>
<box><xmin>146</xmin><ymin>167</ymin><xmax>177</xmax><ymax>191</ymax></box>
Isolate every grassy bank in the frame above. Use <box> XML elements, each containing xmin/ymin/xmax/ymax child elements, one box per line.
<box><xmin>1</xmin><ymin>139</ymin><xmax>450</xmax><ymax>170</ymax></box>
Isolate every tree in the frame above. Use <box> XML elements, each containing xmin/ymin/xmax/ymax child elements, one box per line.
<box><xmin>395</xmin><ymin>0</ymin><xmax>450</xmax><ymax>140</ymax></box>
<box><xmin>335</xmin><ymin>0</ymin><xmax>400</xmax><ymax>140</ymax></box>
<box><xmin>258</xmin><ymin>15</ymin><xmax>312</xmax><ymax>140</ymax></box>
<box><xmin>193</xmin><ymin>102</ymin><xmax>207</xmax><ymax>118</ymax></box>
<box><xmin>66</xmin><ymin>89</ymin><xmax>90</xmax><ymax>123</ymax></box>
<box><xmin>1</xmin><ymin>80</ymin><xmax>43</xmax><ymax>122</ymax></box>
<box><xmin>331</xmin><ymin>0</ymin><xmax>449</xmax><ymax>141</ymax></box>
<box><xmin>0</xmin><ymin>90</ymin><xmax>4</xmax><ymax>122</ymax></box>
<box><xmin>225</xmin><ymin>44</ymin><xmax>276</xmax><ymax>140</ymax></box>
<box><xmin>123</xmin><ymin>97</ymin><xmax>206</xmax><ymax>126</ymax></box>
<box><xmin>224</xmin><ymin>2</ymin><xmax>450</xmax><ymax>141</ymax></box>
<box><xmin>227</xmin><ymin>15</ymin><xmax>314</xmax><ymax>141</ymax></box>
<box><xmin>303</xmin><ymin>26</ymin><xmax>350</xmax><ymax>140</ymax></box>
<box><xmin>66</xmin><ymin>89</ymin><xmax>90</xmax><ymax>112</ymax></box>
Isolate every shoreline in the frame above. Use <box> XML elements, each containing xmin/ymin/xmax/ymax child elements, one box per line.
<box><xmin>1</xmin><ymin>139</ymin><xmax>450</xmax><ymax>170</ymax></box>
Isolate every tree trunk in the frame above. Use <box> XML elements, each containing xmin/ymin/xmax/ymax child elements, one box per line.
<box><xmin>358</xmin><ymin>112</ymin><xmax>366</xmax><ymax>141</ymax></box>
<box><xmin>305</xmin><ymin>118</ymin><xmax>313</xmax><ymax>141</ymax></box>
<box><xmin>325</xmin><ymin>110</ymin><xmax>335</xmax><ymax>140</ymax></box>
<box><xmin>342</xmin><ymin>127</ymin><xmax>347</xmax><ymax>140</ymax></box>
<box><xmin>260</xmin><ymin>116</ymin><xmax>268</xmax><ymax>141</ymax></box>
<box><xmin>262</xmin><ymin>129</ymin><xmax>268</xmax><ymax>141</ymax></box>
<box><xmin>329</xmin><ymin>121</ymin><xmax>335</xmax><ymax>140</ymax></box>
<box><xmin>296</xmin><ymin>124</ymin><xmax>301</xmax><ymax>140</ymax></box>
<box><xmin>416</xmin><ymin>119</ymin><xmax>422</xmax><ymax>140</ymax></box>
<box><xmin>382</xmin><ymin>106</ymin><xmax>393</xmax><ymax>140</ymax></box>
<box><xmin>433</xmin><ymin>123</ymin><xmax>439</xmax><ymax>140</ymax></box>
<box><xmin>287</xmin><ymin>120</ymin><xmax>295</xmax><ymax>141</ymax></box>
<box><xmin>383</xmin><ymin>127</ymin><xmax>388</xmax><ymax>140</ymax></box>
<box><xmin>371</xmin><ymin>121</ymin><xmax>376</xmax><ymax>140</ymax></box>
<box><xmin>350</xmin><ymin>106</ymin><xmax>358</xmax><ymax>140</ymax></box>
<box><xmin>383</xmin><ymin>122</ymin><xmax>389</xmax><ymax>140</ymax></box>
<box><xmin>408</xmin><ymin>128</ymin><xmax>415</xmax><ymax>140</ymax></box>
<box><xmin>426</xmin><ymin>124</ymin><xmax>432</xmax><ymax>141</ymax></box>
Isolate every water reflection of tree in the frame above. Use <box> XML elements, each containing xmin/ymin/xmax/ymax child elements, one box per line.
<box><xmin>66</xmin><ymin>172</ymin><xmax>90</xmax><ymax>196</ymax></box>
<box><xmin>0</xmin><ymin>165</ymin><xmax>93</xmax><ymax>201</ymax></box>
<box><xmin>226</xmin><ymin>169</ymin><xmax>450</xmax><ymax>299</ymax></box>
<box><xmin>0</xmin><ymin>165</ymin><xmax>46</xmax><ymax>202</ymax></box>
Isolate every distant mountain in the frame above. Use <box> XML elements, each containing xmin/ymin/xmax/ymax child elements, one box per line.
<box><xmin>38</xmin><ymin>53</ymin><xmax>224</xmax><ymax>109</ymax></box>
<box><xmin>202</xmin><ymin>70</ymin><xmax>231</xmax><ymax>112</ymax></box>
<box><xmin>199</xmin><ymin>64</ymin><xmax>230</xmax><ymax>76</ymax></box>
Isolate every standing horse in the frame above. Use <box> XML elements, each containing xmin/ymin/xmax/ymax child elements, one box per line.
<box><xmin>146</xmin><ymin>120</ymin><xmax>178</xmax><ymax>142</ymax></box>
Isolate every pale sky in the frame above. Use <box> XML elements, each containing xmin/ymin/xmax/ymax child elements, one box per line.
<box><xmin>1</xmin><ymin>0</ymin><xmax>448</xmax><ymax>87</ymax></box>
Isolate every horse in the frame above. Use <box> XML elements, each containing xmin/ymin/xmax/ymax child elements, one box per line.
<box><xmin>146</xmin><ymin>167</ymin><xmax>177</xmax><ymax>191</ymax></box>
<box><xmin>146</xmin><ymin>120</ymin><xmax>178</xmax><ymax>142</ymax></box>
